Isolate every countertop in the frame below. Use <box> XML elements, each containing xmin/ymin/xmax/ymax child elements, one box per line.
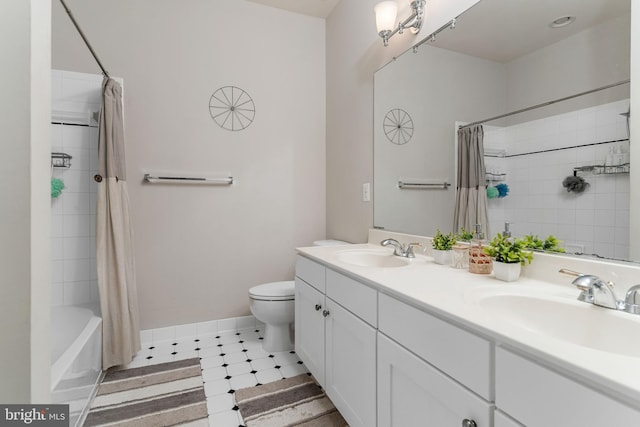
<box><xmin>296</xmin><ymin>242</ymin><xmax>640</xmax><ymax>409</ymax></box>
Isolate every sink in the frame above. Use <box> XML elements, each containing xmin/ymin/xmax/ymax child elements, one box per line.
<box><xmin>335</xmin><ymin>249</ymin><xmax>411</xmax><ymax>268</ymax></box>
<box><xmin>478</xmin><ymin>294</ymin><xmax>640</xmax><ymax>357</ymax></box>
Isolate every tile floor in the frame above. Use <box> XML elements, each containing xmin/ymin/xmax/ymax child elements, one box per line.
<box><xmin>127</xmin><ymin>326</ymin><xmax>309</xmax><ymax>427</ymax></box>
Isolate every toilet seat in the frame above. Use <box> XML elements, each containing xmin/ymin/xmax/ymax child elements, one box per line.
<box><xmin>249</xmin><ymin>281</ymin><xmax>295</xmax><ymax>301</ymax></box>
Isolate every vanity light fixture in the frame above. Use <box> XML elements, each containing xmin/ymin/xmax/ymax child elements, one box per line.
<box><xmin>374</xmin><ymin>0</ymin><xmax>426</xmax><ymax>47</ymax></box>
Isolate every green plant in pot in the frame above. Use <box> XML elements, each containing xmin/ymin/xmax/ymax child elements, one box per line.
<box><xmin>431</xmin><ymin>230</ymin><xmax>456</xmax><ymax>265</ymax></box>
<box><xmin>483</xmin><ymin>233</ymin><xmax>533</xmax><ymax>282</ymax></box>
<box><xmin>522</xmin><ymin>234</ymin><xmax>565</xmax><ymax>253</ymax></box>
<box><xmin>456</xmin><ymin>227</ymin><xmax>474</xmax><ymax>242</ymax></box>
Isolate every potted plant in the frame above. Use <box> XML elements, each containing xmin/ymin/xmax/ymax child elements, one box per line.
<box><xmin>431</xmin><ymin>229</ymin><xmax>456</xmax><ymax>265</ymax></box>
<box><xmin>456</xmin><ymin>227</ymin><xmax>474</xmax><ymax>242</ymax></box>
<box><xmin>483</xmin><ymin>233</ymin><xmax>533</xmax><ymax>281</ymax></box>
<box><xmin>522</xmin><ymin>234</ymin><xmax>566</xmax><ymax>253</ymax></box>
<box><xmin>450</xmin><ymin>227</ymin><xmax>473</xmax><ymax>269</ymax></box>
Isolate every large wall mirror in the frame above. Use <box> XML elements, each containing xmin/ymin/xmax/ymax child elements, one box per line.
<box><xmin>374</xmin><ymin>0</ymin><xmax>633</xmax><ymax>262</ymax></box>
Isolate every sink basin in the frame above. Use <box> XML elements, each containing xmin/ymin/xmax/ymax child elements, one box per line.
<box><xmin>335</xmin><ymin>249</ymin><xmax>410</xmax><ymax>268</ymax></box>
<box><xmin>478</xmin><ymin>294</ymin><xmax>640</xmax><ymax>357</ymax></box>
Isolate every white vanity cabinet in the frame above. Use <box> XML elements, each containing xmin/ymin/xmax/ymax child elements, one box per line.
<box><xmin>495</xmin><ymin>347</ymin><xmax>640</xmax><ymax>427</ymax></box>
<box><xmin>377</xmin><ymin>293</ymin><xmax>493</xmax><ymax>427</ymax></box>
<box><xmin>294</xmin><ymin>256</ymin><xmax>377</xmax><ymax>427</ymax></box>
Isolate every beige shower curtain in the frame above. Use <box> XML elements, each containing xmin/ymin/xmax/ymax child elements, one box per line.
<box><xmin>453</xmin><ymin>125</ymin><xmax>489</xmax><ymax>236</ymax></box>
<box><xmin>97</xmin><ymin>77</ymin><xmax>141</xmax><ymax>369</ymax></box>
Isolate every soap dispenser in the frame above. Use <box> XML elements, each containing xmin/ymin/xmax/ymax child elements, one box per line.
<box><xmin>468</xmin><ymin>224</ymin><xmax>492</xmax><ymax>274</ymax></box>
<box><xmin>503</xmin><ymin>222</ymin><xmax>512</xmax><ymax>239</ymax></box>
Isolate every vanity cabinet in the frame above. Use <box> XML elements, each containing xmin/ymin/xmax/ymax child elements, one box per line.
<box><xmin>495</xmin><ymin>347</ymin><xmax>640</xmax><ymax>427</ymax></box>
<box><xmin>294</xmin><ymin>257</ymin><xmax>377</xmax><ymax>427</ymax></box>
<box><xmin>378</xmin><ymin>293</ymin><xmax>493</xmax><ymax>427</ymax></box>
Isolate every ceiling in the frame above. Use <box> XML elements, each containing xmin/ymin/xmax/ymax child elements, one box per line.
<box><xmin>431</xmin><ymin>0</ymin><xmax>630</xmax><ymax>63</ymax></box>
<box><xmin>245</xmin><ymin>0</ymin><xmax>341</xmax><ymax>18</ymax></box>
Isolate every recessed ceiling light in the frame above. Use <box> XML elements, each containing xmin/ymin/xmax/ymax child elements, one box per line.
<box><xmin>550</xmin><ymin>16</ymin><xmax>576</xmax><ymax>28</ymax></box>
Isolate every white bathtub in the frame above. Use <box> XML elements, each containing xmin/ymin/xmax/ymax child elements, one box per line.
<box><xmin>51</xmin><ymin>305</ymin><xmax>102</xmax><ymax>427</ymax></box>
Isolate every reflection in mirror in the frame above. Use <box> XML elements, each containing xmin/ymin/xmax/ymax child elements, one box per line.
<box><xmin>373</xmin><ymin>0</ymin><xmax>632</xmax><ymax>262</ymax></box>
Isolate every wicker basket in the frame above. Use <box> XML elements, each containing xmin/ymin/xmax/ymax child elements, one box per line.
<box><xmin>468</xmin><ymin>246</ymin><xmax>492</xmax><ymax>274</ymax></box>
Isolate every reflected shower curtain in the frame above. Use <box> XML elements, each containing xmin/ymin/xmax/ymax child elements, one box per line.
<box><xmin>97</xmin><ymin>77</ymin><xmax>141</xmax><ymax>369</ymax></box>
<box><xmin>453</xmin><ymin>125</ymin><xmax>489</xmax><ymax>236</ymax></box>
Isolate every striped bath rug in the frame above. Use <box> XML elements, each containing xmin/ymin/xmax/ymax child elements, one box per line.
<box><xmin>84</xmin><ymin>358</ymin><xmax>208</xmax><ymax>426</ymax></box>
<box><xmin>236</xmin><ymin>374</ymin><xmax>348</xmax><ymax>426</ymax></box>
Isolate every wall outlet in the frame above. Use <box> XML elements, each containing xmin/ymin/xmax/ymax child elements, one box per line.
<box><xmin>362</xmin><ymin>182</ymin><xmax>371</xmax><ymax>202</ymax></box>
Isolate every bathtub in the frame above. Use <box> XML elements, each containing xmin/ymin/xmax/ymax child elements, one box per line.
<box><xmin>51</xmin><ymin>305</ymin><xmax>102</xmax><ymax>427</ymax></box>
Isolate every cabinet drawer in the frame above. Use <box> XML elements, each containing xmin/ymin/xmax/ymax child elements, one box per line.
<box><xmin>496</xmin><ymin>347</ymin><xmax>640</xmax><ymax>426</ymax></box>
<box><xmin>379</xmin><ymin>293</ymin><xmax>492</xmax><ymax>400</ymax></box>
<box><xmin>295</xmin><ymin>255</ymin><xmax>325</xmax><ymax>292</ymax></box>
<box><xmin>326</xmin><ymin>269</ymin><xmax>377</xmax><ymax>327</ymax></box>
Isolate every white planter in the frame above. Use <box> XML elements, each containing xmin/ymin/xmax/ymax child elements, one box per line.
<box><xmin>432</xmin><ymin>249</ymin><xmax>453</xmax><ymax>265</ymax></box>
<box><xmin>492</xmin><ymin>261</ymin><xmax>521</xmax><ymax>282</ymax></box>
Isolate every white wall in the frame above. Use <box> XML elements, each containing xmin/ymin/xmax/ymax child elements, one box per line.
<box><xmin>52</xmin><ymin>0</ymin><xmax>326</xmax><ymax>329</ymax></box>
<box><xmin>326</xmin><ymin>0</ymin><xmax>480</xmax><ymax>243</ymax></box>
<box><xmin>374</xmin><ymin>45</ymin><xmax>506</xmax><ymax>236</ymax></box>
<box><xmin>0</xmin><ymin>0</ymin><xmax>51</xmax><ymax>403</ymax></box>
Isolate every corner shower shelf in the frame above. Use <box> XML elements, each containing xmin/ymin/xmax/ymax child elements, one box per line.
<box><xmin>573</xmin><ymin>163</ymin><xmax>629</xmax><ymax>176</ymax></box>
<box><xmin>51</xmin><ymin>152</ymin><xmax>72</xmax><ymax>168</ymax></box>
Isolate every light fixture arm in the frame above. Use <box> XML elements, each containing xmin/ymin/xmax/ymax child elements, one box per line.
<box><xmin>379</xmin><ymin>0</ymin><xmax>425</xmax><ymax>46</ymax></box>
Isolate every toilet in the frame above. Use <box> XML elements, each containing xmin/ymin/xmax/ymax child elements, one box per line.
<box><xmin>249</xmin><ymin>240</ymin><xmax>348</xmax><ymax>352</ymax></box>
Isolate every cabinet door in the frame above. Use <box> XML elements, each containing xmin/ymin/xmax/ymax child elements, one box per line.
<box><xmin>378</xmin><ymin>334</ymin><xmax>492</xmax><ymax>427</ymax></box>
<box><xmin>325</xmin><ymin>298</ymin><xmax>377</xmax><ymax>427</ymax></box>
<box><xmin>494</xmin><ymin>410</ymin><xmax>524</xmax><ymax>427</ymax></box>
<box><xmin>294</xmin><ymin>278</ymin><xmax>325</xmax><ymax>385</ymax></box>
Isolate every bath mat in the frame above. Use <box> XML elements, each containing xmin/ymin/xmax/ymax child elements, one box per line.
<box><xmin>235</xmin><ymin>374</ymin><xmax>349</xmax><ymax>426</ymax></box>
<box><xmin>84</xmin><ymin>357</ymin><xmax>208</xmax><ymax>426</ymax></box>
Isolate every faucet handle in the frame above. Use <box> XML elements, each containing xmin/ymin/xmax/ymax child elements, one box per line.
<box><xmin>405</xmin><ymin>242</ymin><xmax>422</xmax><ymax>258</ymax></box>
<box><xmin>624</xmin><ymin>285</ymin><xmax>640</xmax><ymax>314</ymax></box>
<box><xmin>558</xmin><ymin>268</ymin><xmax>582</xmax><ymax>277</ymax></box>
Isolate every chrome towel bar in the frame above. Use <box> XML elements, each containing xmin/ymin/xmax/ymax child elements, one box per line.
<box><xmin>143</xmin><ymin>174</ymin><xmax>233</xmax><ymax>185</ymax></box>
<box><xmin>398</xmin><ymin>181</ymin><xmax>450</xmax><ymax>189</ymax></box>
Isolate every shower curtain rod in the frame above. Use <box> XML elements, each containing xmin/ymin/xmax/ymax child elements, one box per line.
<box><xmin>459</xmin><ymin>79</ymin><xmax>630</xmax><ymax>130</ymax></box>
<box><xmin>59</xmin><ymin>0</ymin><xmax>110</xmax><ymax>78</ymax></box>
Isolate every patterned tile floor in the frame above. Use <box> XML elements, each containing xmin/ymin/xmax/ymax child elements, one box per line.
<box><xmin>127</xmin><ymin>327</ymin><xmax>309</xmax><ymax>427</ymax></box>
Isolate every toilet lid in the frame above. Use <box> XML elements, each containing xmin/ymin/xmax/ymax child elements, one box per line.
<box><xmin>249</xmin><ymin>281</ymin><xmax>295</xmax><ymax>299</ymax></box>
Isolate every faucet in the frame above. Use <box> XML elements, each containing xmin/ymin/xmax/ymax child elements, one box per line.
<box><xmin>559</xmin><ymin>269</ymin><xmax>626</xmax><ymax>311</ymax></box>
<box><xmin>380</xmin><ymin>239</ymin><xmax>421</xmax><ymax>258</ymax></box>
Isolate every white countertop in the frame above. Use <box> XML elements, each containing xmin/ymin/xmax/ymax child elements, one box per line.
<box><xmin>297</xmin><ymin>241</ymin><xmax>640</xmax><ymax>409</ymax></box>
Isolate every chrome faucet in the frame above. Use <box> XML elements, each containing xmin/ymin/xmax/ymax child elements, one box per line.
<box><xmin>559</xmin><ymin>269</ymin><xmax>638</xmax><ymax>314</ymax></box>
<box><xmin>380</xmin><ymin>238</ymin><xmax>421</xmax><ymax>258</ymax></box>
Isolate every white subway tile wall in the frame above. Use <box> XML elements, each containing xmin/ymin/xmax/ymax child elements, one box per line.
<box><xmin>485</xmin><ymin>99</ymin><xmax>630</xmax><ymax>259</ymax></box>
<box><xmin>51</xmin><ymin>70</ymin><xmax>102</xmax><ymax>307</ymax></box>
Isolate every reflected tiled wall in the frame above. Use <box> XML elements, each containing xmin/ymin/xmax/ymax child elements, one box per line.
<box><xmin>485</xmin><ymin>99</ymin><xmax>630</xmax><ymax>259</ymax></box>
<box><xmin>51</xmin><ymin>70</ymin><xmax>102</xmax><ymax>307</ymax></box>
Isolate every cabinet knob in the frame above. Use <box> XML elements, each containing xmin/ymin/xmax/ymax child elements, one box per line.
<box><xmin>315</xmin><ymin>304</ymin><xmax>322</xmax><ymax>311</ymax></box>
<box><xmin>462</xmin><ymin>419</ymin><xmax>477</xmax><ymax>427</ymax></box>
<box><xmin>322</xmin><ymin>309</ymin><xmax>330</xmax><ymax>317</ymax></box>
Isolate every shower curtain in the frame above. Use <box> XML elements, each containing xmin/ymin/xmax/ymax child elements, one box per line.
<box><xmin>96</xmin><ymin>77</ymin><xmax>141</xmax><ymax>369</ymax></box>
<box><xmin>453</xmin><ymin>124</ymin><xmax>489</xmax><ymax>236</ymax></box>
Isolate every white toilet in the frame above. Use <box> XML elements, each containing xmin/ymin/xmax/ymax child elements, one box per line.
<box><xmin>249</xmin><ymin>240</ymin><xmax>348</xmax><ymax>352</ymax></box>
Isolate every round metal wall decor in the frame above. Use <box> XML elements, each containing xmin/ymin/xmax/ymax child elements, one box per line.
<box><xmin>209</xmin><ymin>86</ymin><xmax>255</xmax><ymax>131</ymax></box>
<box><xmin>383</xmin><ymin>108</ymin><xmax>414</xmax><ymax>145</ymax></box>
